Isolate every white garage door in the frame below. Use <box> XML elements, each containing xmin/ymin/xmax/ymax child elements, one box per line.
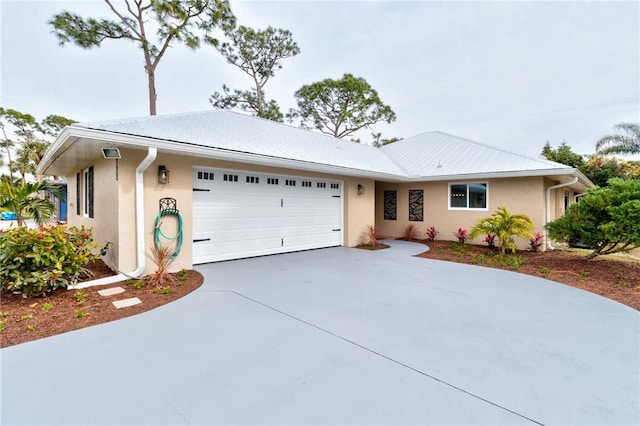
<box><xmin>192</xmin><ymin>167</ymin><xmax>343</xmax><ymax>264</ymax></box>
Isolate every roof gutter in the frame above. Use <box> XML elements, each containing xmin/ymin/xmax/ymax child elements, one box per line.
<box><xmin>70</xmin><ymin>147</ymin><xmax>157</xmax><ymax>289</ymax></box>
<box><xmin>545</xmin><ymin>176</ymin><xmax>578</xmax><ymax>251</ymax></box>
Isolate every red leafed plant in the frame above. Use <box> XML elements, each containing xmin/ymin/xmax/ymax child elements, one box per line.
<box><xmin>426</xmin><ymin>226</ymin><xmax>438</xmax><ymax>242</ymax></box>
<box><xmin>529</xmin><ymin>232</ymin><xmax>544</xmax><ymax>252</ymax></box>
<box><xmin>484</xmin><ymin>232</ymin><xmax>497</xmax><ymax>249</ymax></box>
<box><xmin>455</xmin><ymin>228</ymin><xmax>468</xmax><ymax>243</ymax></box>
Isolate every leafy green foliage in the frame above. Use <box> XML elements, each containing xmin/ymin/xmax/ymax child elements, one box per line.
<box><xmin>469</xmin><ymin>206</ymin><xmax>534</xmax><ymax>254</ymax></box>
<box><xmin>74</xmin><ymin>310</ymin><xmax>89</xmax><ymax>319</ymax></box>
<box><xmin>74</xmin><ymin>292</ymin><xmax>88</xmax><ymax>304</ymax></box>
<box><xmin>596</xmin><ymin>123</ymin><xmax>640</xmax><ymax>156</ymax></box>
<box><xmin>0</xmin><ymin>108</ymin><xmax>75</xmax><ymax>182</ymax></box>
<box><xmin>541</xmin><ymin>141</ymin><xmax>585</xmax><ymax>169</ymax></box>
<box><xmin>582</xmin><ymin>156</ymin><xmax>640</xmax><ymax>187</ymax></box>
<box><xmin>0</xmin><ymin>225</ymin><xmax>100</xmax><ymax>297</ymax></box>
<box><xmin>546</xmin><ymin>178</ymin><xmax>640</xmax><ymax>259</ymax></box>
<box><xmin>287</xmin><ymin>73</ymin><xmax>396</xmax><ymax>139</ymax></box>
<box><xmin>0</xmin><ymin>176</ymin><xmax>62</xmax><ymax>227</ymax></box>
<box><xmin>50</xmin><ymin>0</ymin><xmax>236</xmax><ymax>115</ymax></box>
<box><xmin>210</xmin><ymin>85</ymin><xmax>284</xmax><ymax>121</ymax></box>
<box><xmin>211</xmin><ymin>25</ymin><xmax>300</xmax><ymax>121</ymax></box>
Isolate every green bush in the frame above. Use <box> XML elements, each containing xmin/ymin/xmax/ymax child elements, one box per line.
<box><xmin>546</xmin><ymin>178</ymin><xmax>640</xmax><ymax>259</ymax></box>
<box><xmin>0</xmin><ymin>225</ymin><xmax>100</xmax><ymax>297</ymax></box>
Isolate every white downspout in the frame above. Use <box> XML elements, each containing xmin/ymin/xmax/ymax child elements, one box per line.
<box><xmin>71</xmin><ymin>147</ymin><xmax>157</xmax><ymax>289</ymax></box>
<box><xmin>545</xmin><ymin>176</ymin><xmax>578</xmax><ymax>251</ymax></box>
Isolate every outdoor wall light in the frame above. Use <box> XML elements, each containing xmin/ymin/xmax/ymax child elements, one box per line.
<box><xmin>357</xmin><ymin>184</ymin><xmax>365</xmax><ymax>196</ymax></box>
<box><xmin>158</xmin><ymin>165</ymin><xmax>170</xmax><ymax>184</ymax></box>
<box><xmin>101</xmin><ymin>147</ymin><xmax>121</xmax><ymax>159</ymax></box>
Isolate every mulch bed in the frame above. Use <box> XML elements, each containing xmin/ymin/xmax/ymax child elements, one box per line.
<box><xmin>415</xmin><ymin>240</ymin><xmax>640</xmax><ymax>310</ymax></box>
<box><xmin>0</xmin><ymin>260</ymin><xmax>203</xmax><ymax>348</ymax></box>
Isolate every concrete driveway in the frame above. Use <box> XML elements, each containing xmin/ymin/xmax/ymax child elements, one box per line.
<box><xmin>1</xmin><ymin>240</ymin><xmax>638</xmax><ymax>425</ymax></box>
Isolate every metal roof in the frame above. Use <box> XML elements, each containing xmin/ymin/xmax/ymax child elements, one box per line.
<box><xmin>75</xmin><ymin>110</ymin><xmax>407</xmax><ymax>177</ymax></box>
<box><xmin>381</xmin><ymin>131</ymin><xmax>576</xmax><ymax>178</ymax></box>
<box><xmin>38</xmin><ymin>110</ymin><xmax>591</xmax><ymax>189</ymax></box>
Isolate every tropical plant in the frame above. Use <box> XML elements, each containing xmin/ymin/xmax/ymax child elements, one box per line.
<box><xmin>529</xmin><ymin>232</ymin><xmax>544</xmax><ymax>252</ymax></box>
<box><xmin>403</xmin><ymin>223</ymin><xmax>419</xmax><ymax>241</ymax></box>
<box><xmin>469</xmin><ymin>206</ymin><xmax>534</xmax><ymax>254</ymax></box>
<box><xmin>425</xmin><ymin>226</ymin><xmax>438</xmax><ymax>242</ymax></box>
<box><xmin>363</xmin><ymin>224</ymin><xmax>380</xmax><ymax>248</ymax></box>
<box><xmin>455</xmin><ymin>228</ymin><xmax>468</xmax><ymax>243</ymax></box>
<box><xmin>546</xmin><ymin>178</ymin><xmax>640</xmax><ymax>259</ymax></box>
<box><xmin>483</xmin><ymin>232</ymin><xmax>497</xmax><ymax>249</ymax></box>
<box><xmin>0</xmin><ymin>176</ymin><xmax>62</xmax><ymax>227</ymax></box>
<box><xmin>0</xmin><ymin>225</ymin><xmax>100</xmax><ymax>297</ymax></box>
<box><xmin>596</xmin><ymin>123</ymin><xmax>640</xmax><ymax>156</ymax></box>
<box><xmin>146</xmin><ymin>244</ymin><xmax>177</xmax><ymax>288</ymax></box>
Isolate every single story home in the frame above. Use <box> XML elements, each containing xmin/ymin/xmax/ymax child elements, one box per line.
<box><xmin>37</xmin><ymin>110</ymin><xmax>593</xmax><ymax>280</ymax></box>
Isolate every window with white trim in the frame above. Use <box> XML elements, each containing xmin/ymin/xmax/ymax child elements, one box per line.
<box><xmin>82</xmin><ymin>166</ymin><xmax>94</xmax><ymax>218</ymax></box>
<box><xmin>449</xmin><ymin>182</ymin><xmax>487</xmax><ymax>210</ymax></box>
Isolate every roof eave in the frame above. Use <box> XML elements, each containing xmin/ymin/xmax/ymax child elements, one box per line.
<box><xmin>38</xmin><ymin>126</ymin><xmax>410</xmax><ymax>182</ymax></box>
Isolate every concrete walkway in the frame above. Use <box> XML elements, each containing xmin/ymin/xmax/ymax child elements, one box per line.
<box><xmin>1</xmin><ymin>240</ymin><xmax>638</xmax><ymax>425</ymax></box>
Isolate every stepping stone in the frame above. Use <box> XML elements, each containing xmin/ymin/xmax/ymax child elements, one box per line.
<box><xmin>98</xmin><ymin>287</ymin><xmax>125</xmax><ymax>297</ymax></box>
<box><xmin>112</xmin><ymin>297</ymin><xmax>142</xmax><ymax>309</ymax></box>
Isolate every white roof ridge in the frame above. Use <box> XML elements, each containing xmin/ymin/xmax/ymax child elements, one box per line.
<box><xmin>424</xmin><ymin>130</ymin><xmax>573</xmax><ymax>170</ymax></box>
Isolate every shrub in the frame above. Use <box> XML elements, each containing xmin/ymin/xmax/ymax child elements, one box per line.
<box><xmin>403</xmin><ymin>223</ymin><xmax>419</xmax><ymax>241</ymax></box>
<box><xmin>469</xmin><ymin>206</ymin><xmax>534</xmax><ymax>254</ymax></box>
<box><xmin>146</xmin><ymin>244</ymin><xmax>177</xmax><ymax>288</ymax></box>
<box><xmin>0</xmin><ymin>225</ymin><xmax>100</xmax><ymax>297</ymax></box>
<box><xmin>546</xmin><ymin>178</ymin><xmax>640</xmax><ymax>260</ymax></box>
<box><xmin>425</xmin><ymin>226</ymin><xmax>438</xmax><ymax>242</ymax></box>
<box><xmin>529</xmin><ymin>232</ymin><xmax>544</xmax><ymax>252</ymax></box>
<box><xmin>483</xmin><ymin>233</ymin><xmax>497</xmax><ymax>249</ymax></box>
<box><xmin>455</xmin><ymin>228</ymin><xmax>468</xmax><ymax>243</ymax></box>
<box><xmin>363</xmin><ymin>224</ymin><xmax>380</xmax><ymax>248</ymax></box>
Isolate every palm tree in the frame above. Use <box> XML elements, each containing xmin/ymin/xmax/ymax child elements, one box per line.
<box><xmin>15</xmin><ymin>140</ymin><xmax>50</xmax><ymax>183</ymax></box>
<box><xmin>596</xmin><ymin>123</ymin><xmax>640</xmax><ymax>156</ymax></box>
<box><xmin>0</xmin><ymin>176</ymin><xmax>61</xmax><ymax>227</ymax></box>
<box><xmin>469</xmin><ymin>206</ymin><xmax>534</xmax><ymax>254</ymax></box>
<box><xmin>0</xmin><ymin>122</ymin><xmax>15</xmax><ymax>181</ymax></box>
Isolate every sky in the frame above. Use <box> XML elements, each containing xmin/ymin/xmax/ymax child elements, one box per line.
<box><xmin>1</xmin><ymin>0</ymin><xmax>639</xmax><ymax>161</ymax></box>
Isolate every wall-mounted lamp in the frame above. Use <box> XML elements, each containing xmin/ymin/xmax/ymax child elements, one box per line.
<box><xmin>101</xmin><ymin>147</ymin><xmax>121</xmax><ymax>159</ymax></box>
<box><xmin>357</xmin><ymin>184</ymin><xmax>365</xmax><ymax>196</ymax></box>
<box><xmin>158</xmin><ymin>165</ymin><xmax>170</xmax><ymax>184</ymax></box>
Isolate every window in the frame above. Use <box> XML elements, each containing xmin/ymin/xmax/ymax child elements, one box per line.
<box><xmin>223</xmin><ymin>174</ymin><xmax>238</xmax><ymax>182</ymax></box>
<box><xmin>267</xmin><ymin>178</ymin><xmax>279</xmax><ymax>185</ymax></box>
<box><xmin>245</xmin><ymin>176</ymin><xmax>259</xmax><ymax>184</ymax></box>
<box><xmin>317</xmin><ymin>182</ymin><xmax>326</xmax><ymax>188</ymax></box>
<box><xmin>76</xmin><ymin>173</ymin><xmax>81</xmax><ymax>215</ymax></box>
<box><xmin>302</xmin><ymin>181</ymin><xmax>312</xmax><ymax>187</ymax></box>
<box><xmin>384</xmin><ymin>190</ymin><xmax>397</xmax><ymax>220</ymax></box>
<box><xmin>449</xmin><ymin>183</ymin><xmax>487</xmax><ymax>210</ymax></box>
<box><xmin>82</xmin><ymin>166</ymin><xmax>94</xmax><ymax>218</ymax></box>
<box><xmin>331</xmin><ymin>183</ymin><xmax>339</xmax><ymax>189</ymax></box>
<box><xmin>408</xmin><ymin>190</ymin><xmax>423</xmax><ymax>221</ymax></box>
<box><xmin>285</xmin><ymin>179</ymin><xmax>296</xmax><ymax>186</ymax></box>
<box><xmin>197</xmin><ymin>171</ymin><xmax>213</xmax><ymax>180</ymax></box>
